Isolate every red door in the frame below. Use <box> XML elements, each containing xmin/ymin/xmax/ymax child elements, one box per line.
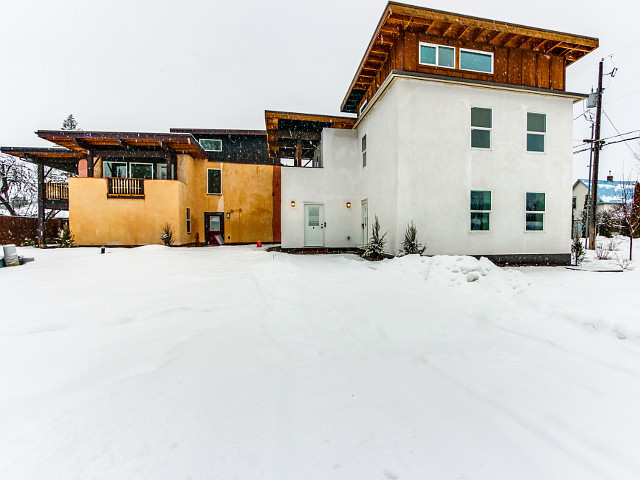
<box><xmin>205</xmin><ymin>212</ymin><xmax>225</xmax><ymax>245</ymax></box>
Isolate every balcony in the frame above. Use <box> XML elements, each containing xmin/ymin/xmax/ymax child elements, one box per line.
<box><xmin>107</xmin><ymin>178</ymin><xmax>145</xmax><ymax>198</ymax></box>
<box><xmin>44</xmin><ymin>182</ymin><xmax>69</xmax><ymax>210</ymax></box>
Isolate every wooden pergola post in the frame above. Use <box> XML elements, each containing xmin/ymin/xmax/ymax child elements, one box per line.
<box><xmin>295</xmin><ymin>135</ymin><xmax>302</xmax><ymax>167</ymax></box>
<box><xmin>37</xmin><ymin>162</ymin><xmax>46</xmax><ymax>248</ymax></box>
<box><xmin>86</xmin><ymin>149</ymin><xmax>93</xmax><ymax>177</ymax></box>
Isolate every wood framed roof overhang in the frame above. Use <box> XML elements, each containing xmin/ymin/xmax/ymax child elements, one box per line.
<box><xmin>170</xmin><ymin>128</ymin><xmax>267</xmax><ymax>136</ymax></box>
<box><xmin>0</xmin><ymin>146</ymin><xmax>84</xmax><ymax>174</ymax></box>
<box><xmin>264</xmin><ymin>111</ymin><xmax>355</xmax><ymax>165</ymax></box>
<box><xmin>340</xmin><ymin>1</ymin><xmax>599</xmax><ymax>113</ymax></box>
<box><xmin>36</xmin><ymin>130</ymin><xmax>207</xmax><ymax>160</ymax></box>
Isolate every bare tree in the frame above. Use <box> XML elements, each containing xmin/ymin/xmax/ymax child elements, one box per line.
<box><xmin>0</xmin><ymin>153</ymin><xmax>37</xmax><ymax>216</ymax></box>
<box><xmin>614</xmin><ymin>176</ymin><xmax>640</xmax><ymax>260</ymax></box>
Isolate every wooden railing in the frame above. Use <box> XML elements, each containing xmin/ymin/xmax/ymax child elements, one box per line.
<box><xmin>107</xmin><ymin>178</ymin><xmax>145</xmax><ymax>197</ymax></box>
<box><xmin>45</xmin><ymin>183</ymin><xmax>69</xmax><ymax>200</ymax></box>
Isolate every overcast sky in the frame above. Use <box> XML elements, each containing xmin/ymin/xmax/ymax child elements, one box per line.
<box><xmin>1</xmin><ymin>0</ymin><xmax>638</xmax><ymax>180</ymax></box>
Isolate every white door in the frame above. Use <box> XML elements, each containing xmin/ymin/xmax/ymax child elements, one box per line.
<box><xmin>304</xmin><ymin>204</ymin><xmax>324</xmax><ymax>247</ymax></box>
<box><xmin>361</xmin><ymin>200</ymin><xmax>368</xmax><ymax>245</ymax></box>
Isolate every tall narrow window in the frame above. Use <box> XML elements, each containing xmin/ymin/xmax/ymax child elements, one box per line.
<box><xmin>527</xmin><ymin>113</ymin><xmax>546</xmax><ymax>152</ymax></box>
<box><xmin>460</xmin><ymin>49</ymin><xmax>494</xmax><ymax>73</ymax></box>
<box><xmin>470</xmin><ymin>190</ymin><xmax>491</xmax><ymax>231</ymax></box>
<box><xmin>362</xmin><ymin>135</ymin><xmax>367</xmax><ymax>168</ymax></box>
<box><xmin>526</xmin><ymin>192</ymin><xmax>545</xmax><ymax>231</ymax></box>
<box><xmin>186</xmin><ymin>207</ymin><xmax>191</xmax><ymax>234</ymax></box>
<box><xmin>471</xmin><ymin>107</ymin><xmax>492</xmax><ymax>149</ymax></box>
<box><xmin>158</xmin><ymin>164</ymin><xmax>168</xmax><ymax>180</ymax></box>
<box><xmin>419</xmin><ymin>42</ymin><xmax>455</xmax><ymax>68</ymax></box>
<box><xmin>207</xmin><ymin>168</ymin><xmax>222</xmax><ymax>194</ymax></box>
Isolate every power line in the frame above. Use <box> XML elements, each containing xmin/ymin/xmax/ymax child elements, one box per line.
<box><xmin>602</xmin><ymin>110</ymin><xmax>640</xmax><ymax>161</ymax></box>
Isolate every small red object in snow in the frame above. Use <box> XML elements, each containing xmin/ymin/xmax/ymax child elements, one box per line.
<box><xmin>257</xmin><ymin>241</ymin><xmax>262</xmax><ymax>248</ymax></box>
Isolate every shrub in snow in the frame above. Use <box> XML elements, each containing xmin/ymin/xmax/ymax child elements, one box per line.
<box><xmin>161</xmin><ymin>224</ymin><xmax>175</xmax><ymax>246</ymax></box>
<box><xmin>362</xmin><ymin>216</ymin><xmax>387</xmax><ymax>260</ymax></box>
<box><xmin>56</xmin><ymin>224</ymin><xmax>74</xmax><ymax>248</ymax></box>
<box><xmin>400</xmin><ymin>221</ymin><xmax>426</xmax><ymax>256</ymax></box>
<box><xmin>613</xmin><ymin>253</ymin><xmax>632</xmax><ymax>271</ymax></box>
<box><xmin>571</xmin><ymin>227</ymin><xmax>585</xmax><ymax>265</ymax></box>
<box><xmin>595</xmin><ymin>243</ymin><xmax>610</xmax><ymax>260</ymax></box>
<box><xmin>21</xmin><ymin>237</ymin><xmax>36</xmax><ymax>247</ymax></box>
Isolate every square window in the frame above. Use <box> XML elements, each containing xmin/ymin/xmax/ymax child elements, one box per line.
<box><xmin>527</xmin><ymin>113</ymin><xmax>546</xmax><ymax>153</ymax></box>
<box><xmin>470</xmin><ymin>190</ymin><xmax>491</xmax><ymax>231</ymax></box>
<box><xmin>130</xmin><ymin>163</ymin><xmax>153</xmax><ymax>179</ymax></box>
<box><xmin>207</xmin><ymin>168</ymin><xmax>222</xmax><ymax>194</ymax></box>
<box><xmin>460</xmin><ymin>49</ymin><xmax>493</xmax><ymax>73</ymax></box>
<box><xmin>471</xmin><ymin>107</ymin><xmax>492</xmax><ymax>149</ymax></box>
<box><xmin>419</xmin><ymin>43</ymin><xmax>455</xmax><ymax>68</ymax></box>
<box><xmin>526</xmin><ymin>192</ymin><xmax>545</xmax><ymax>231</ymax></box>
<box><xmin>200</xmin><ymin>139</ymin><xmax>222</xmax><ymax>152</ymax></box>
<box><xmin>103</xmin><ymin>161</ymin><xmax>127</xmax><ymax>178</ymax></box>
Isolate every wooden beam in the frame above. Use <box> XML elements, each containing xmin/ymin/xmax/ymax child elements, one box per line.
<box><xmin>37</xmin><ymin>163</ymin><xmax>45</xmax><ymax>247</ymax></box>
<box><xmin>266</xmin><ymin>130</ymin><xmax>322</xmax><ymax>141</ymax></box>
<box><xmin>268</xmin><ymin>150</ymin><xmax>315</xmax><ymax>160</ymax></box>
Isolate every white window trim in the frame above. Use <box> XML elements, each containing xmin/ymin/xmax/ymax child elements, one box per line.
<box><xmin>200</xmin><ymin>138</ymin><xmax>223</xmax><ymax>152</ymax></box>
<box><xmin>102</xmin><ymin>161</ymin><xmax>128</xmax><ymax>178</ymax></box>
<box><xmin>470</xmin><ymin>107</ymin><xmax>492</xmax><ymax>150</ymax></box>
<box><xmin>470</xmin><ymin>189</ymin><xmax>492</xmax><ymax>232</ymax></box>
<box><xmin>186</xmin><ymin>207</ymin><xmax>191</xmax><ymax>234</ymax></box>
<box><xmin>361</xmin><ymin>134</ymin><xmax>367</xmax><ymax>168</ymax></box>
<box><xmin>526</xmin><ymin>112</ymin><xmax>546</xmax><ymax>154</ymax></box>
<box><xmin>418</xmin><ymin>42</ymin><xmax>456</xmax><ymax>69</ymax></box>
<box><xmin>525</xmin><ymin>192</ymin><xmax>546</xmax><ymax>232</ymax></box>
<box><xmin>459</xmin><ymin>48</ymin><xmax>494</xmax><ymax>74</ymax></box>
<box><xmin>157</xmin><ymin>163</ymin><xmax>168</xmax><ymax>180</ymax></box>
<box><xmin>207</xmin><ymin>168</ymin><xmax>222</xmax><ymax>195</ymax></box>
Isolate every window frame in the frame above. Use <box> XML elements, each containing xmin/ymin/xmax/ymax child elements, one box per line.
<box><xmin>157</xmin><ymin>163</ymin><xmax>168</xmax><ymax>180</ymax></box>
<box><xmin>459</xmin><ymin>48</ymin><xmax>494</xmax><ymax>74</ymax></box>
<box><xmin>470</xmin><ymin>107</ymin><xmax>492</xmax><ymax>150</ymax></box>
<box><xmin>186</xmin><ymin>207</ymin><xmax>191</xmax><ymax>234</ymax></box>
<box><xmin>129</xmin><ymin>162</ymin><xmax>154</xmax><ymax>180</ymax></box>
<box><xmin>199</xmin><ymin>138</ymin><xmax>223</xmax><ymax>152</ymax></box>
<box><xmin>526</xmin><ymin>112</ymin><xmax>546</xmax><ymax>153</ymax></box>
<box><xmin>361</xmin><ymin>134</ymin><xmax>367</xmax><ymax>168</ymax></box>
<box><xmin>525</xmin><ymin>192</ymin><xmax>546</xmax><ymax>232</ymax></box>
<box><xmin>102</xmin><ymin>161</ymin><xmax>128</xmax><ymax>178</ymax></box>
<box><xmin>418</xmin><ymin>42</ymin><xmax>456</xmax><ymax>69</ymax></box>
<box><xmin>207</xmin><ymin>168</ymin><xmax>222</xmax><ymax>195</ymax></box>
<box><xmin>470</xmin><ymin>190</ymin><xmax>492</xmax><ymax>232</ymax></box>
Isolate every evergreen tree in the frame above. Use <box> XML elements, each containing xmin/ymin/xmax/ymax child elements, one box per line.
<box><xmin>400</xmin><ymin>221</ymin><xmax>426</xmax><ymax>255</ymax></box>
<box><xmin>571</xmin><ymin>226</ymin><xmax>585</xmax><ymax>265</ymax></box>
<box><xmin>161</xmin><ymin>224</ymin><xmax>175</xmax><ymax>246</ymax></box>
<box><xmin>362</xmin><ymin>216</ymin><xmax>387</xmax><ymax>260</ymax></box>
<box><xmin>56</xmin><ymin>224</ymin><xmax>75</xmax><ymax>247</ymax></box>
<box><xmin>61</xmin><ymin>114</ymin><xmax>79</xmax><ymax>130</ymax></box>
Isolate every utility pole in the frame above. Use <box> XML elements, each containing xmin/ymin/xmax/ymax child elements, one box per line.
<box><xmin>588</xmin><ymin>59</ymin><xmax>604</xmax><ymax>250</ymax></box>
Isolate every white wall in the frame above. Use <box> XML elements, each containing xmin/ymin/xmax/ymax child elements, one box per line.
<box><xmin>393</xmin><ymin>77</ymin><xmax>574</xmax><ymax>255</ymax></box>
<box><xmin>280</xmin><ymin>128</ymin><xmax>360</xmax><ymax>248</ymax></box>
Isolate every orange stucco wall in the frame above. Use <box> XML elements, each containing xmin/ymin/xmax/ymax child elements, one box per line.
<box><xmin>68</xmin><ymin>155</ymin><xmax>279</xmax><ymax>246</ymax></box>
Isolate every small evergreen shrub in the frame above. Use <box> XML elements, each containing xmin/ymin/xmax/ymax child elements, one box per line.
<box><xmin>400</xmin><ymin>221</ymin><xmax>426</xmax><ymax>255</ymax></box>
<box><xmin>21</xmin><ymin>237</ymin><xmax>36</xmax><ymax>247</ymax></box>
<box><xmin>56</xmin><ymin>224</ymin><xmax>75</xmax><ymax>247</ymax></box>
<box><xmin>362</xmin><ymin>216</ymin><xmax>387</xmax><ymax>260</ymax></box>
<box><xmin>571</xmin><ymin>236</ymin><xmax>585</xmax><ymax>265</ymax></box>
<box><xmin>161</xmin><ymin>224</ymin><xmax>175</xmax><ymax>246</ymax></box>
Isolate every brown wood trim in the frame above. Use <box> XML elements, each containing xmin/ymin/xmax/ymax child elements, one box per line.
<box><xmin>272</xmin><ymin>166</ymin><xmax>281</xmax><ymax>243</ymax></box>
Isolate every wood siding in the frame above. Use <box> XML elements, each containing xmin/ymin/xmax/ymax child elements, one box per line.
<box><xmin>358</xmin><ymin>31</ymin><xmax>566</xmax><ymax>114</ymax></box>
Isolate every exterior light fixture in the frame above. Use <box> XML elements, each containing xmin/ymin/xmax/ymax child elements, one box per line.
<box><xmin>346</xmin><ymin>202</ymin><xmax>351</xmax><ymax>208</ymax></box>
<box><xmin>226</xmin><ymin>212</ymin><xmax>230</xmax><ymax>218</ymax></box>
<box><xmin>291</xmin><ymin>201</ymin><xmax>295</xmax><ymax>207</ymax></box>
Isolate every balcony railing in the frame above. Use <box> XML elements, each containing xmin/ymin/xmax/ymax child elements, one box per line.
<box><xmin>107</xmin><ymin>177</ymin><xmax>145</xmax><ymax>197</ymax></box>
<box><xmin>45</xmin><ymin>182</ymin><xmax>69</xmax><ymax>200</ymax></box>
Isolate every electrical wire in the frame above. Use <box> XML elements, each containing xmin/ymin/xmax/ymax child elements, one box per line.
<box><xmin>602</xmin><ymin>110</ymin><xmax>640</xmax><ymax>161</ymax></box>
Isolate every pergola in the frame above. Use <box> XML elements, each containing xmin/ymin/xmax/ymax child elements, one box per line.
<box><xmin>264</xmin><ymin>111</ymin><xmax>356</xmax><ymax>167</ymax></box>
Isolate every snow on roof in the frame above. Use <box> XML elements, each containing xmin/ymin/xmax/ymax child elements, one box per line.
<box><xmin>576</xmin><ymin>179</ymin><xmax>636</xmax><ymax>204</ymax></box>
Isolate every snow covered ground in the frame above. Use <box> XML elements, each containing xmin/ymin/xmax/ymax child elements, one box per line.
<box><xmin>1</xmin><ymin>240</ymin><xmax>640</xmax><ymax>479</ymax></box>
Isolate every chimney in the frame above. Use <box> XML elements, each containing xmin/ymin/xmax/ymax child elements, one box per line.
<box><xmin>607</xmin><ymin>170</ymin><xmax>613</xmax><ymax>182</ymax></box>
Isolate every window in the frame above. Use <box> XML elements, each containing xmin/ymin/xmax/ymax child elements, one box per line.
<box><xmin>527</xmin><ymin>113</ymin><xmax>546</xmax><ymax>152</ymax></box>
<box><xmin>572</xmin><ymin>196</ymin><xmax>576</xmax><ymax>209</ymax></box>
<box><xmin>130</xmin><ymin>163</ymin><xmax>153</xmax><ymax>179</ymax></box>
<box><xmin>470</xmin><ymin>190</ymin><xmax>491</xmax><ymax>231</ymax></box>
<box><xmin>186</xmin><ymin>207</ymin><xmax>191</xmax><ymax>234</ymax></box>
<box><xmin>158</xmin><ymin>164</ymin><xmax>168</xmax><ymax>180</ymax></box>
<box><xmin>207</xmin><ymin>168</ymin><xmax>222</xmax><ymax>194</ymax></box>
<box><xmin>103</xmin><ymin>161</ymin><xmax>127</xmax><ymax>178</ymax></box>
<box><xmin>460</xmin><ymin>48</ymin><xmax>494</xmax><ymax>74</ymax></box>
<box><xmin>362</xmin><ymin>135</ymin><xmax>367</xmax><ymax>168</ymax></box>
<box><xmin>526</xmin><ymin>192</ymin><xmax>545</xmax><ymax>231</ymax></box>
<box><xmin>200</xmin><ymin>139</ymin><xmax>222</xmax><ymax>152</ymax></box>
<box><xmin>471</xmin><ymin>107</ymin><xmax>492</xmax><ymax>149</ymax></box>
<box><xmin>419</xmin><ymin>42</ymin><xmax>456</xmax><ymax>68</ymax></box>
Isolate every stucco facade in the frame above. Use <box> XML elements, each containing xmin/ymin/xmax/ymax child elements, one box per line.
<box><xmin>281</xmin><ymin>75</ymin><xmax>577</xmax><ymax>260</ymax></box>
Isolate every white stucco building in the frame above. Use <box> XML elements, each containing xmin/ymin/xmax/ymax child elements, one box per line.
<box><xmin>267</xmin><ymin>2</ymin><xmax>598</xmax><ymax>265</ymax></box>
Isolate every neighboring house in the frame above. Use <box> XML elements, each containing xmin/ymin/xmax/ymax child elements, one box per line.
<box><xmin>572</xmin><ymin>177</ymin><xmax>636</xmax><ymax>231</ymax></box>
<box><xmin>1</xmin><ymin>130</ymin><xmax>281</xmax><ymax>246</ymax></box>
<box><xmin>272</xmin><ymin>2</ymin><xmax>598</xmax><ymax>264</ymax></box>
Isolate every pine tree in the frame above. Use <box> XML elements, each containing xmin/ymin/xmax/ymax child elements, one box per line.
<box><xmin>161</xmin><ymin>224</ymin><xmax>175</xmax><ymax>246</ymax></box>
<box><xmin>56</xmin><ymin>224</ymin><xmax>75</xmax><ymax>247</ymax></box>
<box><xmin>400</xmin><ymin>221</ymin><xmax>426</xmax><ymax>255</ymax></box>
<box><xmin>61</xmin><ymin>114</ymin><xmax>79</xmax><ymax>130</ymax></box>
<box><xmin>362</xmin><ymin>215</ymin><xmax>387</xmax><ymax>260</ymax></box>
